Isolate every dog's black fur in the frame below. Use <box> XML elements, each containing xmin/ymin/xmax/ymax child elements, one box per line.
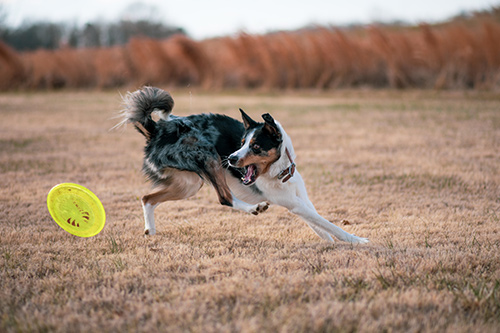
<box><xmin>144</xmin><ymin>113</ymin><xmax>245</xmax><ymax>185</ymax></box>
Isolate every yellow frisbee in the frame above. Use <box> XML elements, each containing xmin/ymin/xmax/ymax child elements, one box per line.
<box><xmin>47</xmin><ymin>183</ymin><xmax>106</xmax><ymax>237</ymax></box>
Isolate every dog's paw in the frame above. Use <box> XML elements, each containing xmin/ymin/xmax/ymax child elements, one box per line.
<box><xmin>144</xmin><ymin>228</ymin><xmax>156</xmax><ymax>236</ymax></box>
<box><xmin>250</xmin><ymin>202</ymin><xmax>270</xmax><ymax>215</ymax></box>
<box><xmin>348</xmin><ymin>234</ymin><xmax>369</xmax><ymax>244</ymax></box>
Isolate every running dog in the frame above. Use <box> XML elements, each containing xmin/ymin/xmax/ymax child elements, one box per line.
<box><xmin>118</xmin><ymin>86</ymin><xmax>368</xmax><ymax>244</ymax></box>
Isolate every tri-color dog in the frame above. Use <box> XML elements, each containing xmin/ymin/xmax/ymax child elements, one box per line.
<box><xmin>118</xmin><ymin>86</ymin><xmax>368</xmax><ymax>244</ymax></box>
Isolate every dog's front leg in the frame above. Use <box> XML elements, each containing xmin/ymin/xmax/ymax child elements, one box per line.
<box><xmin>231</xmin><ymin>196</ymin><xmax>269</xmax><ymax>215</ymax></box>
<box><xmin>204</xmin><ymin>159</ymin><xmax>269</xmax><ymax>216</ymax></box>
<box><xmin>273</xmin><ymin>173</ymin><xmax>367</xmax><ymax>243</ymax></box>
<box><xmin>306</xmin><ymin>223</ymin><xmax>334</xmax><ymax>242</ymax></box>
<box><xmin>287</xmin><ymin>199</ymin><xmax>368</xmax><ymax>243</ymax></box>
<box><xmin>269</xmin><ymin>172</ymin><xmax>368</xmax><ymax>243</ymax></box>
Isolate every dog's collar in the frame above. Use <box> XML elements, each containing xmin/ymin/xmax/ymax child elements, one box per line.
<box><xmin>277</xmin><ymin>148</ymin><xmax>296</xmax><ymax>183</ymax></box>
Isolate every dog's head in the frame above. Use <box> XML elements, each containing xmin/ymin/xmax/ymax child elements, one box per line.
<box><xmin>228</xmin><ymin>109</ymin><xmax>283</xmax><ymax>185</ymax></box>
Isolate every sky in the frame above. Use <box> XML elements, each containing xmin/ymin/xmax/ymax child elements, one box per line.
<box><xmin>1</xmin><ymin>0</ymin><xmax>499</xmax><ymax>40</ymax></box>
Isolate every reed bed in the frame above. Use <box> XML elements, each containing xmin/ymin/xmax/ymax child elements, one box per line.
<box><xmin>1</xmin><ymin>19</ymin><xmax>500</xmax><ymax>90</ymax></box>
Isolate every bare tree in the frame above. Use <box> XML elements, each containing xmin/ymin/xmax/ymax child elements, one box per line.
<box><xmin>0</xmin><ymin>1</ymin><xmax>185</xmax><ymax>50</ymax></box>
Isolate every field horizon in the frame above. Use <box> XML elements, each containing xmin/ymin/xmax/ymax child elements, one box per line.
<box><xmin>1</xmin><ymin>88</ymin><xmax>499</xmax><ymax>332</ymax></box>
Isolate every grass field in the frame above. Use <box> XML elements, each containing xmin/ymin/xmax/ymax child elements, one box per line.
<box><xmin>1</xmin><ymin>89</ymin><xmax>499</xmax><ymax>332</ymax></box>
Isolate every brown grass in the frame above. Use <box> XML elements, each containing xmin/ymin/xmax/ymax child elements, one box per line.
<box><xmin>0</xmin><ymin>41</ymin><xmax>25</xmax><ymax>90</ymax></box>
<box><xmin>1</xmin><ymin>89</ymin><xmax>499</xmax><ymax>332</ymax></box>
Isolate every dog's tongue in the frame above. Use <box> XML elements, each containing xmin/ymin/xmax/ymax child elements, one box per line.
<box><xmin>243</xmin><ymin>164</ymin><xmax>256</xmax><ymax>184</ymax></box>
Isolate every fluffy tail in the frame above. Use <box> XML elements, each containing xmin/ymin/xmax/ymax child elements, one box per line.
<box><xmin>117</xmin><ymin>86</ymin><xmax>174</xmax><ymax>139</ymax></box>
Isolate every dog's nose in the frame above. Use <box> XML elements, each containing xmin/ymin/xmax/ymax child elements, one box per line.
<box><xmin>228</xmin><ymin>155</ymin><xmax>239</xmax><ymax>166</ymax></box>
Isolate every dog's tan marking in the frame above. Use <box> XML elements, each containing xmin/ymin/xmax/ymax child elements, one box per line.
<box><xmin>142</xmin><ymin>168</ymin><xmax>203</xmax><ymax>206</ymax></box>
<box><xmin>238</xmin><ymin>148</ymin><xmax>280</xmax><ymax>175</ymax></box>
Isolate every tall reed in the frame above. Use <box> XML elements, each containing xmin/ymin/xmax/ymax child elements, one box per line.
<box><xmin>4</xmin><ymin>18</ymin><xmax>500</xmax><ymax>90</ymax></box>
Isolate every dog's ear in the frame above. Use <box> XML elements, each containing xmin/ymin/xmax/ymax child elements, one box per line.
<box><xmin>262</xmin><ymin>113</ymin><xmax>282</xmax><ymax>141</ymax></box>
<box><xmin>239</xmin><ymin>108</ymin><xmax>257</xmax><ymax>129</ymax></box>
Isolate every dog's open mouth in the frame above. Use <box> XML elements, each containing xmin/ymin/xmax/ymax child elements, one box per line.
<box><xmin>242</xmin><ymin>164</ymin><xmax>258</xmax><ymax>185</ymax></box>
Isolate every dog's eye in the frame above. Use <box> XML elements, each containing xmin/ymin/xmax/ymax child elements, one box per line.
<box><xmin>252</xmin><ymin>144</ymin><xmax>261</xmax><ymax>153</ymax></box>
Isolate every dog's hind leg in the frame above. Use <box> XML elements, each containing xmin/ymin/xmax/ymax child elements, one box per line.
<box><xmin>141</xmin><ymin>169</ymin><xmax>203</xmax><ymax>235</ymax></box>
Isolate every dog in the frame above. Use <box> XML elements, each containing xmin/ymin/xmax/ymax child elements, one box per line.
<box><xmin>118</xmin><ymin>86</ymin><xmax>368</xmax><ymax>244</ymax></box>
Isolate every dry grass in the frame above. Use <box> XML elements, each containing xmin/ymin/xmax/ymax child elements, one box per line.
<box><xmin>0</xmin><ymin>89</ymin><xmax>499</xmax><ymax>332</ymax></box>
